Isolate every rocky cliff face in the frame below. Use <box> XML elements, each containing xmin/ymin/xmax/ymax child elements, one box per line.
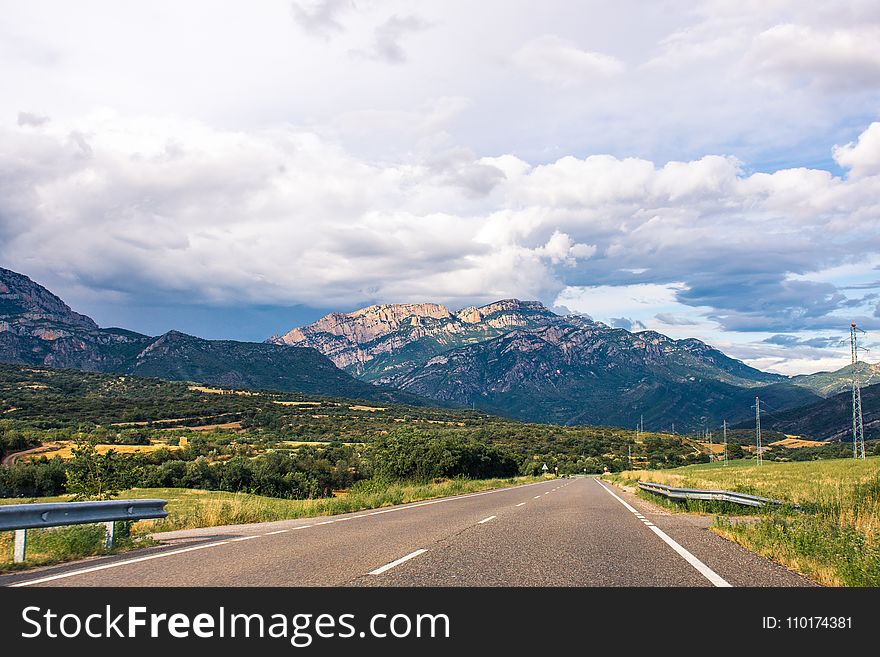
<box><xmin>0</xmin><ymin>267</ymin><xmax>98</xmax><ymax>336</ymax></box>
<box><xmin>0</xmin><ymin>266</ymin><xmax>408</xmax><ymax>402</ymax></box>
<box><xmin>270</xmin><ymin>299</ymin><xmax>559</xmax><ymax>378</ymax></box>
<box><xmin>0</xmin><ymin>267</ymin><xmax>149</xmax><ymax>369</ymax></box>
<box><xmin>270</xmin><ymin>296</ymin><xmax>799</xmax><ymax>429</ymax></box>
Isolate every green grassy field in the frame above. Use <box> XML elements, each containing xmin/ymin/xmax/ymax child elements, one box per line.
<box><xmin>0</xmin><ymin>476</ymin><xmax>543</xmax><ymax>572</ymax></box>
<box><xmin>605</xmin><ymin>457</ymin><xmax>880</xmax><ymax>586</ymax></box>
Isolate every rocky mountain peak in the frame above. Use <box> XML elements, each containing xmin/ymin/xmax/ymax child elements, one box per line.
<box><xmin>275</xmin><ymin>302</ymin><xmax>454</xmax><ymax>348</ymax></box>
<box><xmin>0</xmin><ymin>267</ymin><xmax>98</xmax><ymax>335</ymax></box>
<box><xmin>455</xmin><ymin>299</ymin><xmax>550</xmax><ymax>324</ymax></box>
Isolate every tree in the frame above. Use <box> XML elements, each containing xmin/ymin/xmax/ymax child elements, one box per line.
<box><xmin>66</xmin><ymin>436</ymin><xmax>124</xmax><ymax>500</ymax></box>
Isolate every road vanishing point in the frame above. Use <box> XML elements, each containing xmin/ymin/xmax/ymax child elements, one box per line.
<box><xmin>1</xmin><ymin>478</ymin><xmax>811</xmax><ymax>587</ymax></box>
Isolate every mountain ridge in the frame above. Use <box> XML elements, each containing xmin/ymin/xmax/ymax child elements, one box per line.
<box><xmin>1</xmin><ymin>266</ymin><xmax>853</xmax><ymax>431</ymax></box>
<box><xmin>270</xmin><ymin>297</ymin><xmax>824</xmax><ymax>430</ymax></box>
<box><xmin>0</xmin><ymin>267</ymin><xmax>419</xmax><ymax>404</ymax></box>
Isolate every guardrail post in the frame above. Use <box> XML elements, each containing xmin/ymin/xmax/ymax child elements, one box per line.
<box><xmin>104</xmin><ymin>521</ymin><xmax>115</xmax><ymax>550</ymax></box>
<box><xmin>14</xmin><ymin>529</ymin><xmax>27</xmax><ymax>563</ymax></box>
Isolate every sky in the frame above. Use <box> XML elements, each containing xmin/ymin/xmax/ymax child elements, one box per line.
<box><xmin>1</xmin><ymin>0</ymin><xmax>880</xmax><ymax>375</ymax></box>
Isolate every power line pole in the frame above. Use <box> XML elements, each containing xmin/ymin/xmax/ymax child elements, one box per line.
<box><xmin>723</xmin><ymin>419</ymin><xmax>728</xmax><ymax>466</ymax></box>
<box><xmin>851</xmin><ymin>323</ymin><xmax>866</xmax><ymax>460</ymax></box>
<box><xmin>754</xmin><ymin>396</ymin><xmax>762</xmax><ymax>466</ymax></box>
<box><xmin>628</xmin><ymin>444</ymin><xmax>632</xmax><ymax>470</ymax></box>
<box><xmin>708</xmin><ymin>430</ymin><xmax>713</xmax><ymax>464</ymax></box>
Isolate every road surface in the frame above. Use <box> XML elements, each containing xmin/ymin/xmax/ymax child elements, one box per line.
<box><xmin>0</xmin><ymin>477</ymin><xmax>812</xmax><ymax>587</ymax></box>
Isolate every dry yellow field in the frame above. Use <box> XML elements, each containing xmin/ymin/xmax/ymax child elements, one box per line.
<box><xmin>769</xmin><ymin>437</ymin><xmax>827</xmax><ymax>449</ymax></box>
<box><xmin>26</xmin><ymin>442</ymin><xmax>182</xmax><ymax>460</ymax></box>
<box><xmin>272</xmin><ymin>400</ymin><xmax>322</xmax><ymax>407</ymax></box>
<box><xmin>188</xmin><ymin>386</ymin><xmax>259</xmax><ymax>396</ymax></box>
<box><xmin>187</xmin><ymin>422</ymin><xmax>242</xmax><ymax>431</ymax></box>
<box><xmin>349</xmin><ymin>405</ymin><xmax>386</xmax><ymax>412</ymax></box>
<box><xmin>697</xmin><ymin>441</ymin><xmax>727</xmax><ymax>454</ymax></box>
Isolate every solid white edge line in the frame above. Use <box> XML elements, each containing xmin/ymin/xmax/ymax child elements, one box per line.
<box><xmin>477</xmin><ymin>515</ymin><xmax>496</xmax><ymax>524</ymax></box>
<box><xmin>8</xmin><ymin>479</ymin><xmax>556</xmax><ymax>587</ymax></box>
<box><xmin>10</xmin><ymin>540</ymin><xmax>232</xmax><ymax>587</ymax></box>
<box><xmin>368</xmin><ymin>549</ymin><xmax>428</xmax><ymax>575</ymax></box>
<box><xmin>595</xmin><ymin>480</ymin><xmax>732</xmax><ymax>588</ymax></box>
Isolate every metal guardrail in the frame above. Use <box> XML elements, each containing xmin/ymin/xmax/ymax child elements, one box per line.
<box><xmin>638</xmin><ymin>481</ymin><xmax>786</xmax><ymax>508</ymax></box>
<box><xmin>0</xmin><ymin>499</ymin><xmax>168</xmax><ymax>563</ymax></box>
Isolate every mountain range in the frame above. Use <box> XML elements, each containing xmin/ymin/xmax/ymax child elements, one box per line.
<box><xmin>0</xmin><ymin>267</ymin><xmax>415</xmax><ymax>404</ymax></box>
<box><xmin>270</xmin><ymin>300</ymin><xmax>829</xmax><ymax>430</ymax></box>
<box><xmin>1</xmin><ymin>265</ymin><xmax>871</xmax><ymax>435</ymax></box>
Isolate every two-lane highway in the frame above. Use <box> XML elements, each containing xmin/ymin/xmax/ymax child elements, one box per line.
<box><xmin>0</xmin><ymin>477</ymin><xmax>812</xmax><ymax>587</ymax></box>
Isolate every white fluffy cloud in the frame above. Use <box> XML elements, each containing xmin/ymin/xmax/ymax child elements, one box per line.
<box><xmin>746</xmin><ymin>24</ymin><xmax>880</xmax><ymax>91</ymax></box>
<box><xmin>3</xmin><ymin>1</ymin><xmax>880</xmax><ymax>372</ymax></box>
<box><xmin>833</xmin><ymin>122</ymin><xmax>880</xmax><ymax>178</ymax></box>
<box><xmin>3</xmin><ymin>110</ymin><xmax>878</xmax><ymax>351</ymax></box>
<box><xmin>513</xmin><ymin>35</ymin><xmax>625</xmax><ymax>86</ymax></box>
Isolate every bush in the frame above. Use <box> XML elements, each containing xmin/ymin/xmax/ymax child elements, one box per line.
<box><xmin>369</xmin><ymin>432</ymin><xmax>519</xmax><ymax>481</ymax></box>
<box><xmin>0</xmin><ymin>457</ymin><xmax>67</xmax><ymax>497</ymax></box>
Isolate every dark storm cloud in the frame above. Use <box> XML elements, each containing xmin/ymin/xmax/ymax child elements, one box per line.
<box><xmin>610</xmin><ymin>317</ymin><xmax>646</xmax><ymax>331</ymax></box>
<box><xmin>763</xmin><ymin>334</ymin><xmax>844</xmax><ymax>348</ymax></box>
<box><xmin>676</xmin><ymin>275</ymin><xmax>850</xmax><ymax>332</ymax></box>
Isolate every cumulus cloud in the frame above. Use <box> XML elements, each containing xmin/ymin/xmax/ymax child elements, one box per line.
<box><xmin>833</xmin><ymin>122</ymin><xmax>880</xmax><ymax>178</ymax></box>
<box><xmin>1</xmin><ymin>113</ymin><xmax>880</xmax><ymax>347</ymax></box>
<box><xmin>746</xmin><ymin>23</ymin><xmax>880</xmax><ymax>91</ymax></box>
<box><xmin>513</xmin><ymin>35</ymin><xmax>625</xmax><ymax>86</ymax></box>
<box><xmin>535</xmin><ymin>231</ymin><xmax>596</xmax><ymax>266</ymax></box>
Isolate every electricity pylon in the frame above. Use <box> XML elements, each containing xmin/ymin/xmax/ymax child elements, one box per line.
<box><xmin>851</xmin><ymin>323</ymin><xmax>866</xmax><ymax>460</ymax></box>
<box><xmin>753</xmin><ymin>396</ymin><xmax>762</xmax><ymax>466</ymax></box>
<box><xmin>723</xmin><ymin>419</ymin><xmax>728</xmax><ymax>466</ymax></box>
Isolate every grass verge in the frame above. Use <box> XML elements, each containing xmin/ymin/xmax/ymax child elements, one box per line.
<box><xmin>0</xmin><ymin>522</ymin><xmax>156</xmax><ymax>573</ymax></box>
<box><xmin>0</xmin><ymin>476</ymin><xmax>542</xmax><ymax>569</ymax></box>
<box><xmin>129</xmin><ymin>476</ymin><xmax>541</xmax><ymax>533</ymax></box>
<box><xmin>604</xmin><ymin>457</ymin><xmax>880</xmax><ymax>586</ymax></box>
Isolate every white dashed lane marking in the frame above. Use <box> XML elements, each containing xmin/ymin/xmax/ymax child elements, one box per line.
<box><xmin>368</xmin><ymin>549</ymin><xmax>428</xmax><ymax>576</ymax></box>
<box><xmin>9</xmin><ymin>479</ymin><xmax>557</xmax><ymax>587</ymax></box>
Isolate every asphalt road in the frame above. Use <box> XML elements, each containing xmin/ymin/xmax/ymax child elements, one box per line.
<box><xmin>0</xmin><ymin>477</ymin><xmax>812</xmax><ymax>587</ymax></box>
